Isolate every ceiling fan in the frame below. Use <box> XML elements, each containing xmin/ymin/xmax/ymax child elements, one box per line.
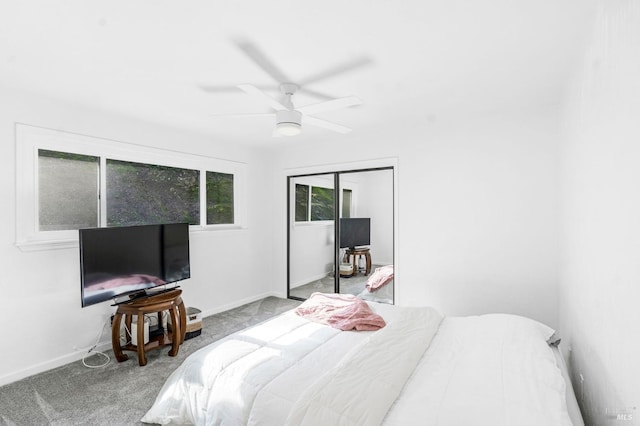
<box><xmin>221</xmin><ymin>83</ymin><xmax>362</xmax><ymax>136</ymax></box>
<box><xmin>202</xmin><ymin>39</ymin><xmax>369</xmax><ymax>136</ymax></box>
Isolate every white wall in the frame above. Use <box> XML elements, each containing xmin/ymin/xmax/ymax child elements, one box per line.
<box><xmin>559</xmin><ymin>1</ymin><xmax>640</xmax><ymax>424</ymax></box>
<box><xmin>347</xmin><ymin>170</ymin><xmax>394</xmax><ymax>265</ymax></box>
<box><xmin>0</xmin><ymin>87</ymin><xmax>275</xmax><ymax>385</ymax></box>
<box><xmin>289</xmin><ymin>222</ymin><xmax>335</xmax><ymax>287</ymax></box>
<box><xmin>270</xmin><ymin>106</ymin><xmax>560</xmax><ymax>328</ymax></box>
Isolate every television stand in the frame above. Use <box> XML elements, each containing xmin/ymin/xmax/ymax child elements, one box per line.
<box><xmin>343</xmin><ymin>247</ymin><xmax>372</xmax><ymax>276</ymax></box>
<box><xmin>111</xmin><ymin>289</ymin><xmax>186</xmax><ymax>366</ymax></box>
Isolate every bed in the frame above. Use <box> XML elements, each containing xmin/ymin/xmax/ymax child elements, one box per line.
<box><xmin>357</xmin><ymin>265</ymin><xmax>394</xmax><ymax>304</ymax></box>
<box><xmin>142</xmin><ymin>296</ymin><xmax>583</xmax><ymax>425</ymax></box>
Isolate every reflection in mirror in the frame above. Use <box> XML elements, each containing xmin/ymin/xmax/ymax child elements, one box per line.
<box><xmin>339</xmin><ymin>169</ymin><xmax>394</xmax><ymax>304</ymax></box>
<box><xmin>288</xmin><ymin>174</ymin><xmax>336</xmax><ymax>299</ymax></box>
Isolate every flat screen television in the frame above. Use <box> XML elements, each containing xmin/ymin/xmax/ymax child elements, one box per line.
<box><xmin>339</xmin><ymin>218</ymin><xmax>371</xmax><ymax>250</ymax></box>
<box><xmin>79</xmin><ymin>223</ymin><xmax>190</xmax><ymax>307</ymax></box>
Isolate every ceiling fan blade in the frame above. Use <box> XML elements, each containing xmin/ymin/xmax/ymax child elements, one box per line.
<box><xmin>297</xmin><ymin>56</ymin><xmax>373</xmax><ymax>86</ymax></box>
<box><xmin>304</xmin><ymin>116</ymin><xmax>352</xmax><ymax>134</ymax></box>
<box><xmin>234</xmin><ymin>39</ymin><xmax>291</xmax><ymax>84</ymax></box>
<box><xmin>297</xmin><ymin>96</ymin><xmax>363</xmax><ymax>116</ymax></box>
<box><xmin>297</xmin><ymin>87</ymin><xmax>336</xmax><ymax>101</ymax></box>
<box><xmin>237</xmin><ymin>84</ymin><xmax>288</xmax><ymax>111</ymax></box>
<box><xmin>201</xmin><ymin>82</ymin><xmax>335</xmax><ymax>101</ymax></box>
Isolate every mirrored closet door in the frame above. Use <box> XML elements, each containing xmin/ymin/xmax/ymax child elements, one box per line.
<box><xmin>338</xmin><ymin>169</ymin><xmax>394</xmax><ymax>304</ymax></box>
<box><xmin>288</xmin><ymin>174</ymin><xmax>337</xmax><ymax>300</ymax></box>
<box><xmin>287</xmin><ymin>167</ymin><xmax>394</xmax><ymax>304</ymax></box>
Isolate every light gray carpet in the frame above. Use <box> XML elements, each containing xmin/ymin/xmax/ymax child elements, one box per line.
<box><xmin>0</xmin><ymin>296</ymin><xmax>300</xmax><ymax>426</ymax></box>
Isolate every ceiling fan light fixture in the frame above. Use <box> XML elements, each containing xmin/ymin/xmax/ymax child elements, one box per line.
<box><xmin>275</xmin><ymin>109</ymin><xmax>302</xmax><ymax>136</ymax></box>
<box><xmin>276</xmin><ymin>121</ymin><xmax>302</xmax><ymax>136</ymax></box>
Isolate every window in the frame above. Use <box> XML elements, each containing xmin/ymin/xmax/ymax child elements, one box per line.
<box><xmin>293</xmin><ymin>179</ymin><xmax>355</xmax><ymax>223</ymax></box>
<box><xmin>206</xmin><ymin>171</ymin><xmax>234</xmax><ymax>225</ymax></box>
<box><xmin>38</xmin><ymin>150</ymin><xmax>99</xmax><ymax>231</ymax></box>
<box><xmin>295</xmin><ymin>183</ymin><xmax>334</xmax><ymax>222</ymax></box>
<box><xmin>310</xmin><ymin>186</ymin><xmax>334</xmax><ymax>221</ymax></box>
<box><xmin>17</xmin><ymin>124</ymin><xmax>245</xmax><ymax>250</ymax></box>
<box><xmin>107</xmin><ymin>160</ymin><xmax>200</xmax><ymax>226</ymax></box>
<box><xmin>294</xmin><ymin>184</ymin><xmax>309</xmax><ymax>222</ymax></box>
<box><xmin>342</xmin><ymin>189</ymin><xmax>352</xmax><ymax>218</ymax></box>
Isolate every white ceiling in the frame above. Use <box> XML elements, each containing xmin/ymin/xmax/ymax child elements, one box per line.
<box><xmin>0</xmin><ymin>0</ymin><xmax>595</xmax><ymax>145</ymax></box>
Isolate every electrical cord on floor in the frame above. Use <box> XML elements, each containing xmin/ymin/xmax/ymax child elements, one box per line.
<box><xmin>82</xmin><ymin>318</ymin><xmax>111</xmax><ymax>369</ymax></box>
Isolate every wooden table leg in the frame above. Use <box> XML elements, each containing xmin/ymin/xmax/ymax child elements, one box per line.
<box><xmin>178</xmin><ymin>299</ymin><xmax>186</xmax><ymax>344</ymax></box>
<box><xmin>365</xmin><ymin>252</ymin><xmax>372</xmax><ymax>275</ymax></box>
<box><xmin>136</xmin><ymin>313</ymin><xmax>147</xmax><ymax>366</ymax></box>
<box><xmin>111</xmin><ymin>313</ymin><xmax>128</xmax><ymax>362</ymax></box>
<box><xmin>168</xmin><ymin>306</ymin><xmax>180</xmax><ymax>357</ymax></box>
<box><xmin>156</xmin><ymin>311</ymin><xmax>163</xmax><ymax>330</ymax></box>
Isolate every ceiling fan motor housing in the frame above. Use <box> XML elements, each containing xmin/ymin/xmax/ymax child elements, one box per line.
<box><xmin>276</xmin><ymin>109</ymin><xmax>302</xmax><ymax>127</ymax></box>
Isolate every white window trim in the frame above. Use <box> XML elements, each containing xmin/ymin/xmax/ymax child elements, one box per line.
<box><xmin>16</xmin><ymin>123</ymin><xmax>247</xmax><ymax>251</ymax></box>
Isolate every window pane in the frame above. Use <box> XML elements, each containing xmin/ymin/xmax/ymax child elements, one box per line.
<box><xmin>295</xmin><ymin>184</ymin><xmax>309</xmax><ymax>221</ymax></box>
<box><xmin>311</xmin><ymin>186</ymin><xmax>334</xmax><ymax>221</ymax></box>
<box><xmin>206</xmin><ymin>171</ymin><xmax>234</xmax><ymax>224</ymax></box>
<box><xmin>342</xmin><ymin>189</ymin><xmax>352</xmax><ymax>218</ymax></box>
<box><xmin>106</xmin><ymin>160</ymin><xmax>199</xmax><ymax>226</ymax></box>
<box><xmin>38</xmin><ymin>150</ymin><xmax>99</xmax><ymax>231</ymax></box>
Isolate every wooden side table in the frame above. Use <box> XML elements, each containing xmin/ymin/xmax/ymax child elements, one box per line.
<box><xmin>344</xmin><ymin>248</ymin><xmax>372</xmax><ymax>276</ymax></box>
<box><xmin>111</xmin><ymin>289</ymin><xmax>186</xmax><ymax>366</ymax></box>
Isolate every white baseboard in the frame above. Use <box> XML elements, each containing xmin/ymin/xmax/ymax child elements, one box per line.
<box><xmin>0</xmin><ymin>341</ymin><xmax>112</xmax><ymax>387</ymax></box>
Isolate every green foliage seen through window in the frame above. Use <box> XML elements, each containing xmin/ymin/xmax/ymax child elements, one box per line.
<box><xmin>106</xmin><ymin>160</ymin><xmax>200</xmax><ymax>226</ymax></box>
<box><xmin>206</xmin><ymin>171</ymin><xmax>234</xmax><ymax>225</ymax></box>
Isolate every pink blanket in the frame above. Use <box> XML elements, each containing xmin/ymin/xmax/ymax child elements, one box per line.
<box><xmin>365</xmin><ymin>265</ymin><xmax>394</xmax><ymax>291</ymax></box>
<box><xmin>295</xmin><ymin>292</ymin><xmax>386</xmax><ymax>331</ymax></box>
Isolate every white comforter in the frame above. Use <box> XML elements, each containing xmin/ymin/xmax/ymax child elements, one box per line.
<box><xmin>142</xmin><ymin>304</ymin><xmax>440</xmax><ymax>425</ymax></box>
<box><xmin>142</xmin><ymin>303</ymin><xmax>573</xmax><ymax>426</ymax></box>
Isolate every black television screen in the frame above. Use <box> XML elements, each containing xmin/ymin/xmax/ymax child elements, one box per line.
<box><xmin>339</xmin><ymin>218</ymin><xmax>371</xmax><ymax>249</ymax></box>
<box><xmin>79</xmin><ymin>223</ymin><xmax>190</xmax><ymax>307</ymax></box>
